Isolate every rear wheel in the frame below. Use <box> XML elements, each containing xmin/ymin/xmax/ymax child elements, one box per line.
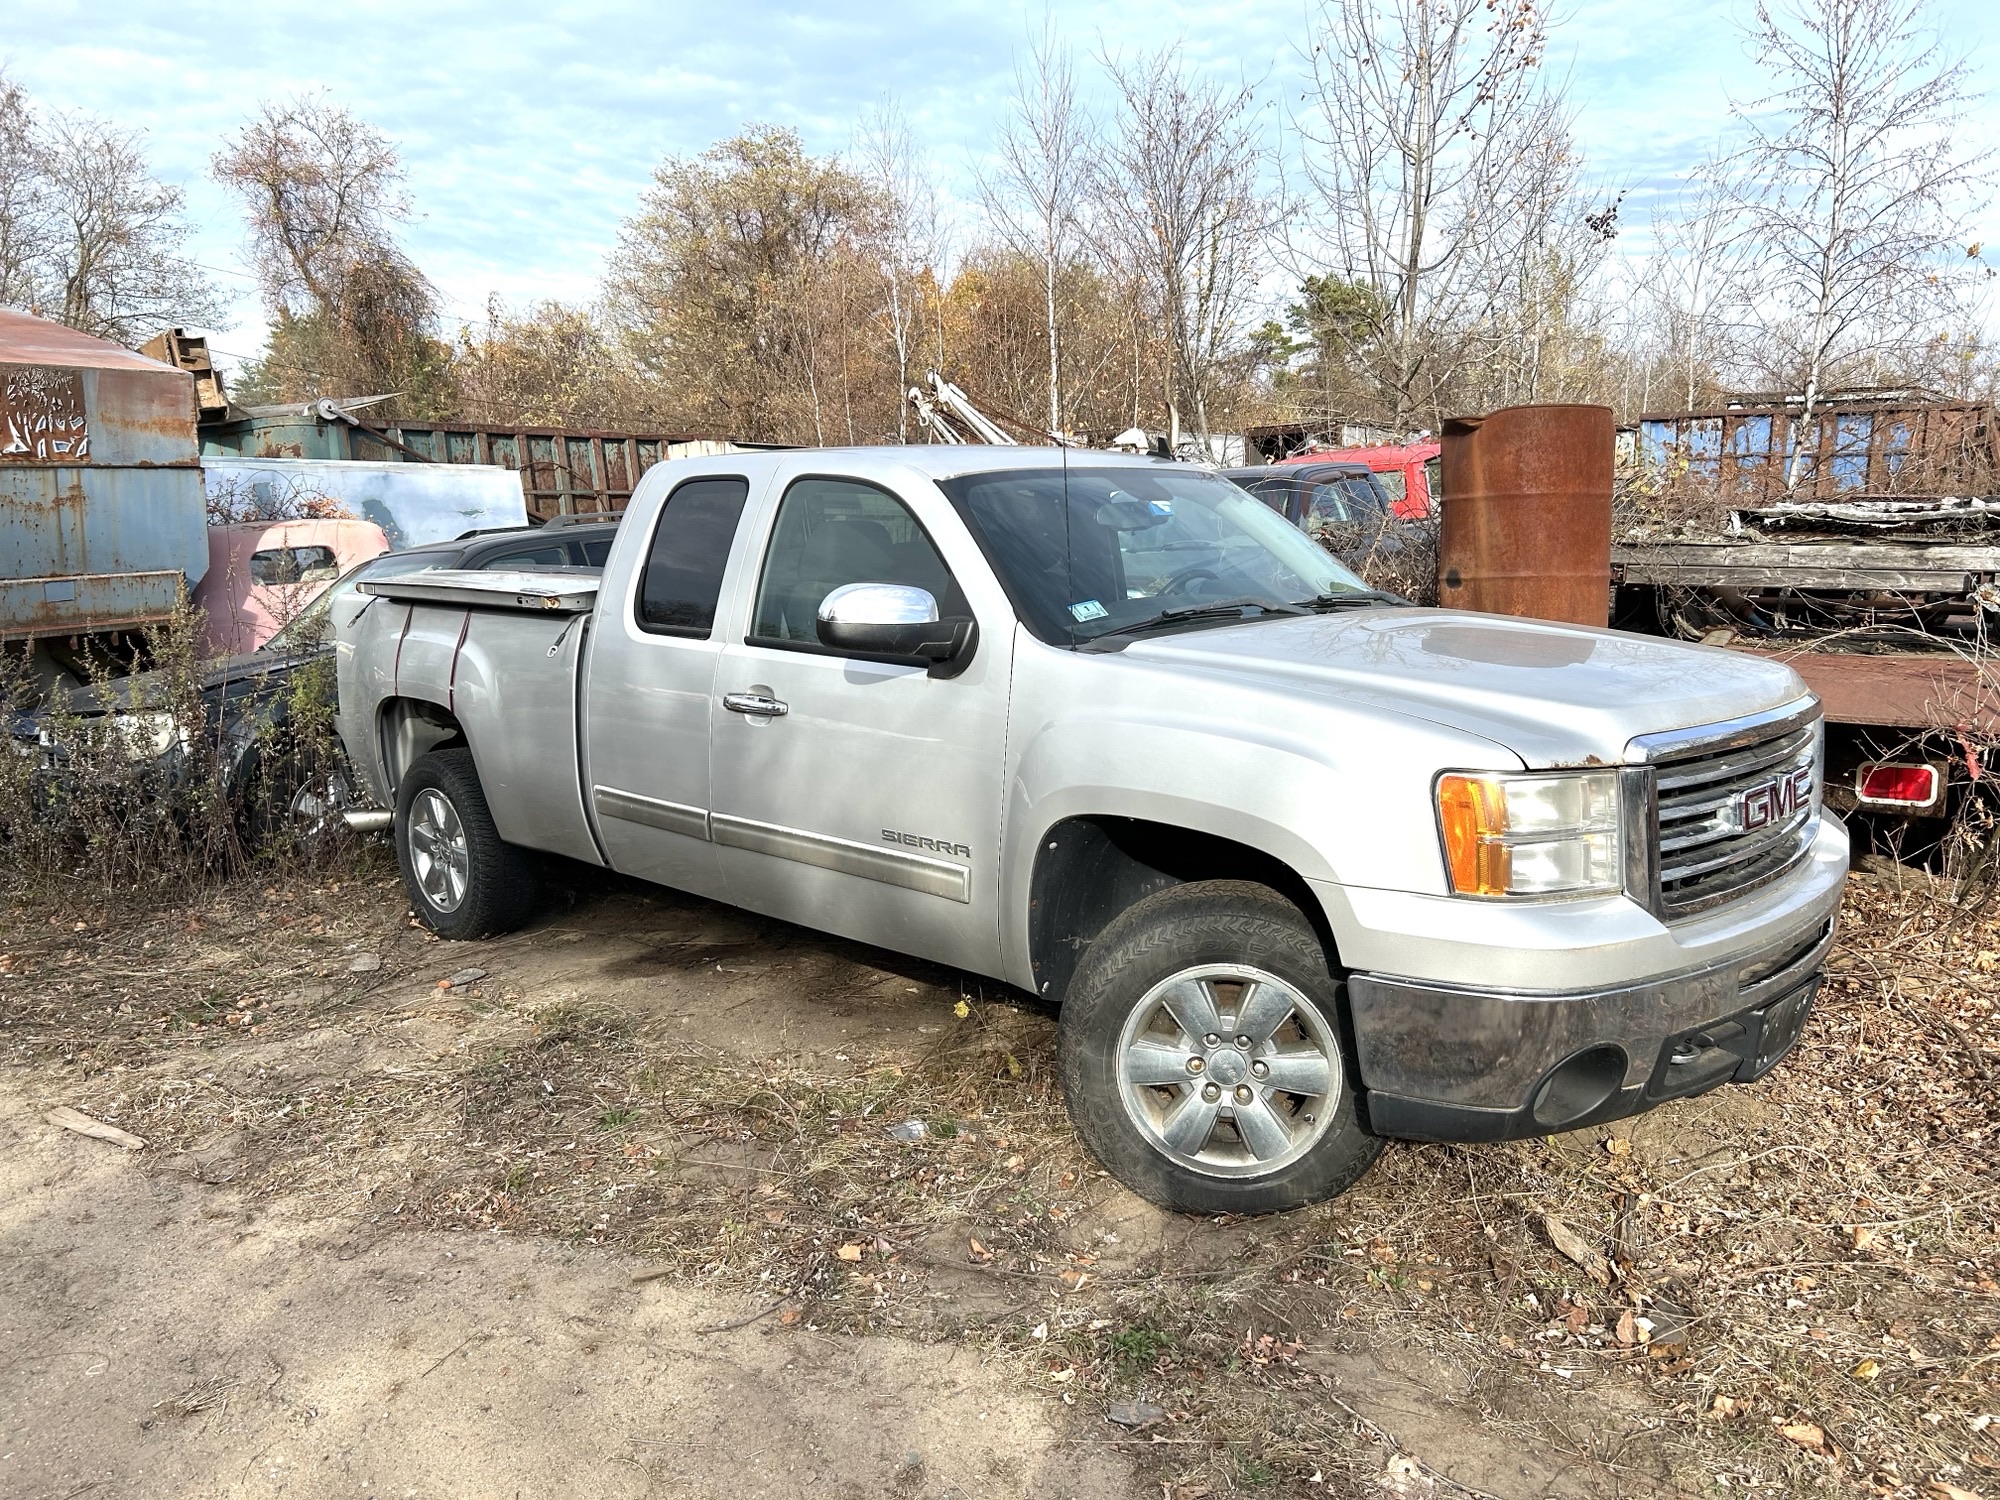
<box><xmin>395</xmin><ymin>748</ymin><xmax>538</xmax><ymax>939</ymax></box>
<box><xmin>1059</xmin><ymin>880</ymin><xmax>1381</xmax><ymax>1214</ymax></box>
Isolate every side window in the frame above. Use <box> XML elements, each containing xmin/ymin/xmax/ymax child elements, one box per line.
<box><xmin>1376</xmin><ymin>469</ymin><xmax>1408</xmax><ymax>503</ymax></box>
<box><xmin>250</xmin><ymin>545</ymin><xmax>339</xmax><ymax>585</ymax></box>
<box><xmin>750</xmin><ymin>476</ymin><xmax>965</xmax><ymax>646</ymax></box>
<box><xmin>579</xmin><ymin>536</ymin><xmax>614</xmax><ymax>568</ymax></box>
<box><xmin>478</xmin><ymin>541</ymin><xmax>569</xmax><ymax>571</ymax></box>
<box><xmin>1307</xmin><ymin>484</ymin><xmax>1355</xmax><ymax>526</ymax></box>
<box><xmin>637</xmin><ymin>476</ymin><xmax>749</xmax><ymax>637</ymax></box>
<box><xmin>1239</xmin><ymin>479</ymin><xmax>1294</xmax><ymax>518</ymax></box>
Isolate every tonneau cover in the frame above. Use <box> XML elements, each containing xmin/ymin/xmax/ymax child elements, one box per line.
<box><xmin>357</xmin><ymin>568</ymin><xmax>600</xmax><ymax>614</ymax></box>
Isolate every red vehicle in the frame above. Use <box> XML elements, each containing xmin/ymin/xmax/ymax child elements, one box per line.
<box><xmin>1279</xmin><ymin>442</ymin><xmax>1441</xmax><ymax>518</ymax></box>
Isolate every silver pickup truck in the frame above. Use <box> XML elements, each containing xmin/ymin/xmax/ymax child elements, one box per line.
<box><xmin>336</xmin><ymin>448</ymin><xmax>1848</xmax><ymax>1214</ymax></box>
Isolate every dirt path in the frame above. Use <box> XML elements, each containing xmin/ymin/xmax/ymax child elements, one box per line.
<box><xmin>3</xmin><ymin>860</ymin><xmax>1994</xmax><ymax>1499</ymax></box>
<box><xmin>0</xmin><ymin>1092</ymin><xmax>1136</xmax><ymax>1500</ymax></box>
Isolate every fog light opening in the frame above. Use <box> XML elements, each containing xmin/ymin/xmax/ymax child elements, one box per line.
<box><xmin>1531</xmin><ymin>1044</ymin><xmax>1627</xmax><ymax>1130</ymax></box>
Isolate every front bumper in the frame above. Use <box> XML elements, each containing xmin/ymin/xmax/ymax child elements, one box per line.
<box><xmin>1347</xmin><ymin>913</ymin><xmax>1835</xmax><ymax>1141</ymax></box>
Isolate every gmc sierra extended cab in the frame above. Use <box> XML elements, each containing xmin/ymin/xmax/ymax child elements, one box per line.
<box><xmin>336</xmin><ymin>448</ymin><xmax>1848</xmax><ymax>1214</ymax></box>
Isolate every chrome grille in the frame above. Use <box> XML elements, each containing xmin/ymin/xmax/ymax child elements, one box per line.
<box><xmin>1638</xmin><ymin>706</ymin><xmax>1822</xmax><ymax>919</ymax></box>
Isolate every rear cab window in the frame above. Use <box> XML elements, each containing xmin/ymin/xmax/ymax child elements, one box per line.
<box><xmin>637</xmin><ymin>477</ymin><xmax>750</xmax><ymax>637</ymax></box>
<box><xmin>477</xmin><ymin>541</ymin><xmax>570</xmax><ymax>571</ymax></box>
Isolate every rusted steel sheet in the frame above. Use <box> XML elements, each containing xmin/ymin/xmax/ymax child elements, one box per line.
<box><xmin>1634</xmin><ymin>394</ymin><xmax>1998</xmax><ymax>503</ymax></box>
<box><xmin>1439</xmin><ymin>404</ymin><xmax>1615</xmax><ymax>626</ymax></box>
<box><xmin>1730</xmin><ymin>646</ymin><xmax>2000</xmax><ymax>737</ymax></box>
<box><xmin>0</xmin><ymin>309</ymin><xmax>206</xmax><ymax>639</ymax></box>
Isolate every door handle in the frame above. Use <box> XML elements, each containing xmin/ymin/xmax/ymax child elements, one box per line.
<box><xmin>722</xmin><ymin>692</ymin><xmax>788</xmax><ymax>717</ymax></box>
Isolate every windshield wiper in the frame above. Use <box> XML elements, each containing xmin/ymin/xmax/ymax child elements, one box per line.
<box><xmin>1293</xmin><ymin>589</ymin><xmax>1410</xmax><ymax>610</ymax></box>
<box><xmin>1088</xmin><ymin>597</ymin><xmax>1308</xmax><ymax>641</ymax></box>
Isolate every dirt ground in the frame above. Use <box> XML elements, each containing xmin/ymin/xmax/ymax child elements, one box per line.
<box><xmin>2</xmin><ymin>851</ymin><xmax>1996</xmax><ymax>1499</ymax></box>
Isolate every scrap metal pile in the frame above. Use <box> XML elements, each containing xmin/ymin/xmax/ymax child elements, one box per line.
<box><xmin>1613</xmin><ymin>495</ymin><xmax>2000</xmax><ymax>650</ymax></box>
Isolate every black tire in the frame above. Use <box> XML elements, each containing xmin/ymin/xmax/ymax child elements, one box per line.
<box><xmin>395</xmin><ymin>747</ymin><xmax>539</xmax><ymax>939</ymax></box>
<box><xmin>1058</xmin><ymin>880</ymin><xmax>1382</xmax><ymax>1215</ymax></box>
<box><xmin>242</xmin><ymin>741</ymin><xmax>354</xmax><ymax>860</ymax></box>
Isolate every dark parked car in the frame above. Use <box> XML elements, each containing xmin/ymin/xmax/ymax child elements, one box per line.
<box><xmin>1222</xmin><ymin>462</ymin><xmax>1396</xmax><ymax>541</ymax></box>
<box><xmin>17</xmin><ymin>522</ymin><xmax>619</xmax><ymax>843</ymax></box>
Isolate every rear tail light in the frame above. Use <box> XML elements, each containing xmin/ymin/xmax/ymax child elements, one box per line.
<box><xmin>1854</xmin><ymin>762</ymin><xmax>1941</xmax><ymax>810</ymax></box>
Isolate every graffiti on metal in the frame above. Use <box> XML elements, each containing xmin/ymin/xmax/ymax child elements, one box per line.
<box><xmin>0</xmin><ymin>364</ymin><xmax>90</xmax><ymax>462</ymax></box>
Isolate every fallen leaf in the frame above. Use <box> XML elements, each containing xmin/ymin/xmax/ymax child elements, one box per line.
<box><xmin>1615</xmin><ymin>1309</ymin><xmax>1637</xmax><ymax>1346</ymax></box>
<box><xmin>1924</xmin><ymin>1483</ymin><xmax>1982</xmax><ymax>1500</ymax></box>
<box><xmin>1851</xmin><ymin>1225</ymin><xmax>1877</xmax><ymax>1252</ymax></box>
<box><xmin>968</xmin><ymin>1237</ymin><xmax>992</xmax><ymax>1263</ymax></box>
<box><xmin>1029</xmin><ymin>1321</ymin><xmax>1048</xmax><ymax>1341</ymax></box>
<box><xmin>1780</xmin><ymin>1422</ymin><xmax>1827</xmax><ymax>1453</ymax></box>
<box><xmin>1850</xmin><ymin>1358</ymin><xmax>1882</xmax><ymax>1382</ymax></box>
<box><xmin>1710</xmin><ymin>1394</ymin><xmax>1743</xmax><ymax>1418</ymax></box>
<box><xmin>952</xmin><ymin>999</ymin><xmax>970</xmax><ymax>1019</ymax></box>
<box><xmin>1107</xmin><ymin>1399</ymin><xmax>1168</xmax><ymax>1428</ymax></box>
<box><xmin>835</xmin><ymin>1243</ymin><xmax>864</xmax><ymax>1262</ymax></box>
<box><xmin>1603</xmin><ymin>1136</ymin><xmax>1631</xmax><ymax>1157</ymax></box>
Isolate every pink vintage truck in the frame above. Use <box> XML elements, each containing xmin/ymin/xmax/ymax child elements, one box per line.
<box><xmin>190</xmin><ymin>519</ymin><xmax>391</xmax><ymax>658</ymax></box>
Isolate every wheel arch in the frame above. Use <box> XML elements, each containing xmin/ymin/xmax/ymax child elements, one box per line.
<box><xmin>375</xmin><ymin>695</ymin><xmax>467</xmax><ymax>806</ymax></box>
<box><xmin>1026</xmin><ymin>814</ymin><xmax>1338</xmax><ymax>1006</ymax></box>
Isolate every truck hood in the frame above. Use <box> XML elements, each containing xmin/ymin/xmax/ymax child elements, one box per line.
<box><xmin>1121</xmin><ymin>608</ymin><xmax>1808</xmax><ymax>766</ymax></box>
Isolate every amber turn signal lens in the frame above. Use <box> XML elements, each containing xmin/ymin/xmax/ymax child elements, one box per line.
<box><xmin>1437</xmin><ymin>774</ymin><xmax>1511</xmax><ymax>895</ymax></box>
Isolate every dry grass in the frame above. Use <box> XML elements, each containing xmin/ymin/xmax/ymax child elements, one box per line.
<box><xmin>2</xmin><ymin>857</ymin><xmax>1995</xmax><ymax>1498</ymax></box>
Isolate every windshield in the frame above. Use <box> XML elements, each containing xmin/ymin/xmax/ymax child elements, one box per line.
<box><xmin>263</xmin><ymin>550</ymin><xmax>443</xmax><ymax>652</ymax></box>
<box><xmin>938</xmin><ymin>465</ymin><xmax>1372</xmax><ymax>645</ymax></box>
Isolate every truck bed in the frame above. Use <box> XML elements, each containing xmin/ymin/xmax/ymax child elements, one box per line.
<box><xmin>356</xmin><ymin>568</ymin><xmax>600</xmax><ymax>614</ymax></box>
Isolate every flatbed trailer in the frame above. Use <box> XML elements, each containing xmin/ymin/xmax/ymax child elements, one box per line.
<box><xmin>1612</xmin><ymin>518</ymin><xmax>2000</xmax><ymax>819</ymax></box>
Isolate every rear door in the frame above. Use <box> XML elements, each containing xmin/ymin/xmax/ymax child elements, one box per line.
<box><xmin>581</xmin><ymin>473</ymin><xmax>753</xmax><ymax>899</ymax></box>
<box><xmin>705</xmin><ymin>464</ymin><xmax>1013</xmax><ymax>975</ymax></box>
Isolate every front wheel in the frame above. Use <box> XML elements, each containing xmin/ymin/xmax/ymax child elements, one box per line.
<box><xmin>395</xmin><ymin>747</ymin><xmax>539</xmax><ymax>939</ymax></box>
<box><xmin>1058</xmin><ymin>880</ymin><xmax>1382</xmax><ymax>1215</ymax></box>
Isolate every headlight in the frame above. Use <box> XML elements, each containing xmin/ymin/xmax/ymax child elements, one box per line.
<box><xmin>1436</xmin><ymin>769</ymin><xmax>1623</xmax><ymax>899</ymax></box>
<box><xmin>110</xmin><ymin>711</ymin><xmax>188</xmax><ymax>762</ymax></box>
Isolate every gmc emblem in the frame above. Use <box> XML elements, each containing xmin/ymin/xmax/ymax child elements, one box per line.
<box><xmin>1738</xmin><ymin>766</ymin><xmax>1813</xmax><ymax>830</ymax></box>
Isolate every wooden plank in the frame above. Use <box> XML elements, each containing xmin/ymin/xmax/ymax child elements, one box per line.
<box><xmin>1614</xmin><ymin>540</ymin><xmax>2000</xmax><ymax>591</ymax></box>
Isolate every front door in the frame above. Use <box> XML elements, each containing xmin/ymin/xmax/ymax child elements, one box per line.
<box><xmin>707</xmin><ymin>470</ymin><xmax>1011</xmax><ymax>976</ymax></box>
<box><xmin>582</xmin><ymin>473</ymin><xmax>752</xmax><ymax>900</ymax></box>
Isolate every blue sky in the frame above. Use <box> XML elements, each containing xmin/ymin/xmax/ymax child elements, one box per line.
<box><xmin>5</xmin><ymin>0</ymin><xmax>1996</xmax><ymax>366</ymax></box>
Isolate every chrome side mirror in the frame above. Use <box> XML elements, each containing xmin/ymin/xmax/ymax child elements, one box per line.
<box><xmin>816</xmin><ymin>582</ymin><xmax>976</xmax><ymax>676</ymax></box>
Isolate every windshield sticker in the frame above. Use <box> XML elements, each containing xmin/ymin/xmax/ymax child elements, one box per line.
<box><xmin>1147</xmin><ymin>499</ymin><xmax>1173</xmax><ymax>516</ymax></box>
<box><xmin>1068</xmin><ymin>599</ymin><xmax>1109</xmax><ymax>622</ymax></box>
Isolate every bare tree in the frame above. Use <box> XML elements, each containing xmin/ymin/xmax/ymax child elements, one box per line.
<box><xmin>214</xmin><ymin>96</ymin><xmax>450</xmax><ymax>413</ymax></box>
<box><xmin>41</xmin><ymin>114</ymin><xmax>221</xmax><ymax>342</ymax></box>
<box><xmin>980</xmin><ymin>31</ymin><xmax>1095</xmax><ymax>437</ymax></box>
<box><xmin>0</xmin><ymin>77</ymin><xmax>45</xmax><ymax>311</ymax></box>
<box><xmin>0</xmin><ymin>74</ymin><xmax>218</xmax><ymax>343</ymax></box>
<box><xmin>1641</xmin><ymin>170</ymin><xmax>1758</xmax><ymax>412</ymax></box>
<box><xmin>1727</xmin><ymin>0</ymin><xmax>1990</xmax><ymax>490</ymax></box>
<box><xmin>1094</xmin><ymin>47</ymin><xmax>1264</xmax><ymax>447</ymax></box>
<box><xmin>1294</xmin><ymin>0</ymin><xmax>1582</xmax><ymax>427</ymax></box>
<box><xmin>213</xmin><ymin>96</ymin><xmax>408</xmax><ymax>317</ymax></box>
<box><xmin>858</xmin><ymin>101</ymin><xmax>947</xmax><ymax>442</ymax></box>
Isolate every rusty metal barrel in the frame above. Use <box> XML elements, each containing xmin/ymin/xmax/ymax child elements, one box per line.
<box><xmin>1437</xmin><ymin>403</ymin><xmax>1614</xmax><ymax>627</ymax></box>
